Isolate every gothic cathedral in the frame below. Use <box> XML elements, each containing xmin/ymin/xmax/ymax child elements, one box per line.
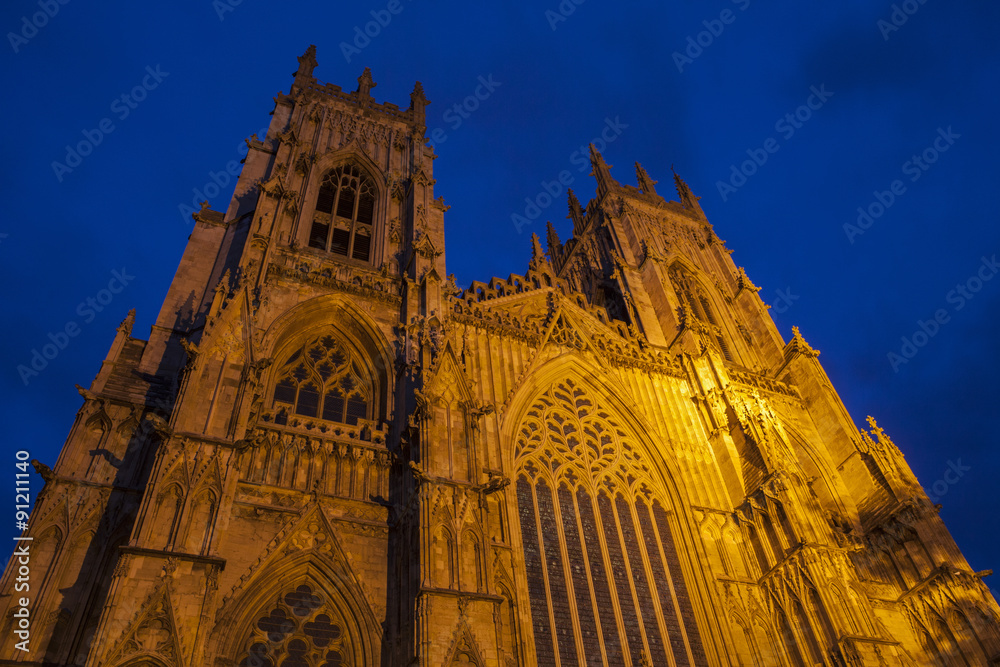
<box><xmin>2</xmin><ymin>47</ymin><xmax>999</xmax><ymax>667</ymax></box>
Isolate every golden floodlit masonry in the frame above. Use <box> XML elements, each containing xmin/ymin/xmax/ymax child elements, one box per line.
<box><xmin>2</xmin><ymin>46</ymin><xmax>999</xmax><ymax>666</ymax></box>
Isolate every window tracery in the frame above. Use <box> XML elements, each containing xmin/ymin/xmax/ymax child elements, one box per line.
<box><xmin>308</xmin><ymin>164</ymin><xmax>376</xmax><ymax>262</ymax></box>
<box><xmin>272</xmin><ymin>333</ymin><xmax>373</xmax><ymax>426</ymax></box>
<box><xmin>514</xmin><ymin>379</ymin><xmax>706</xmax><ymax>666</ymax></box>
<box><xmin>238</xmin><ymin>585</ymin><xmax>349</xmax><ymax>667</ymax></box>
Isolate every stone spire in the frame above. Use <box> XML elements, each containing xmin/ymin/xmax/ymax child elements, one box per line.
<box><xmin>567</xmin><ymin>189</ymin><xmax>585</xmax><ymax>235</ymax></box>
<box><xmin>635</xmin><ymin>162</ymin><xmax>658</xmax><ymax>196</ymax></box>
<box><xmin>529</xmin><ymin>232</ymin><xmax>549</xmax><ymax>271</ymax></box>
<box><xmin>672</xmin><ymin>166</ymin><xmax>706</xmax><ymax>219</ymax></box>
<box><xmin>545</xmin><ymin>221</ymin><xmax>563</xmax><ymax>270</ymax></box>
<box><xmin>589</xmin><ymin>144</ymin><xmax>617</xmax><ymax>197</ymax></box>
<box><xmin>292</xmin><ymin>45</ymin><xmax>318</xmax><ymax>88</ymax></box>
<box><xmin>409</xmin><ymin>81</ymin><xmax>429</xmax><ymax>127</ymax></box>
<box><xmin>545</xmin><ymin>221</ymin><xmax>562</xmax><ymax>257</ymax></box>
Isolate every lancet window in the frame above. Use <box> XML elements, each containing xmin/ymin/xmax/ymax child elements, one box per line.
<box><xmin>514</xmin><ymin>379</ymin><xmax>707</xmax><ymax>666</ymax></box>
<box><xmin>308</xmin><ymin>163</ymin><xmax>376</xmax><ymax>262</ymax></box>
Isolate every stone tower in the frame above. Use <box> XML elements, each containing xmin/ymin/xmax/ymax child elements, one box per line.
<box><xmin>2</xmin><ymin>47</ymin><xmax>999</xmax><ymax>666</ymax></box>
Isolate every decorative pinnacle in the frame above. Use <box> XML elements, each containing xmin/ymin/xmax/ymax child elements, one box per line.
<box><xmin>546</xmin><ymin>221</ymin><xmax>561</xmax><ymax>253</ymax></box>
<box><xmin>356</xmin><ymin>67</ymin><xmax>377</xmax><ymax>98</ymax></box>
<box><xmin>530</xmin><ymin>232</ymin><xmax>546</xmax><ymax>262</ymax></box>
<box><xmin>635</xmin><ymin>162</ymin><xmax>658</xmax><ymax>195</ymax></box>
<box><xmin>411</xmin><ymin>81</ymin><xmax>428</xmax><ymax>105</ymax></box>
<box><xmin>117</xmin><ymin>308</ymin><xmax>136</xmax><ymax>337</ymax></box>
<box><xmin>589</xmin><ymin>143</ymin><xmax>610</xmax><ymax>170</ymax></box>
<box><xmin>294</xmin><ymin>45</ymin><xmax>318</xmax><ymax>81</ymax></box>
<box><xmin>567</xmin><ymin>189</ymin><xmax>585</xmax><ymax>233</ymax></box>
<box><xmin>589</xmin><ymin>144</ymin><xmax>616</xmax><ymax>193</ymax></box>
<box><xmin>671</xmin><ymin>165</ymin><xmax>693</xmax><ymax>203</ymax></box>
<box><xmin>790</xmin><ymin>326</ymin><xmax>820</xmax><ymax>358</ymax></box>
<box><xmin>410</xmin><ymin>81</ymin><xmax>429</xmax><ymax>125</ymax></box>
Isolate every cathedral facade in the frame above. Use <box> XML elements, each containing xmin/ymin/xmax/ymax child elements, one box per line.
<box><xmin>2</xmin><ymin>47</ymin><xmax>999</xmax><ymax>666</ymax></box>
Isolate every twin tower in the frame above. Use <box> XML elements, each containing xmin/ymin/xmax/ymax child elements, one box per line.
<box><xmin>1</xmin><ymin>46</ymin><xmax>997</xmax><ymax>666</ymax></box>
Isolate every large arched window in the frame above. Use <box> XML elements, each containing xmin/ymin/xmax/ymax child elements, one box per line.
<box><xmin>272</xmin><ymin>332</ymin><xmax>374</xmax><ymax>426</ymax></box>
<box><xmin>308</xmin><ymin>164</ymin><xmax>376</xmax><ymax>262</ymax></box>
<box><xmin>514</xmin><ymin>379</ymin><xmax>706</xmax><ymax>666</ymax></box>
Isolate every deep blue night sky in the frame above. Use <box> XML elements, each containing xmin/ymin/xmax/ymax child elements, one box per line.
<box><xmin>1</xmin><ymin>0</ymin><xmax>998</xmax><ymax>581</ymax></box>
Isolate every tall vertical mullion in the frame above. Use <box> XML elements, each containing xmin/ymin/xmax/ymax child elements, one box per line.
<box><xmin>578</xmin><ymin>487</ymin><xmax>625</xmax><ymax>666</ymax></box>
<box><xmin>638</xmin><ymin>501</ymin><xmax>686</xmax><ymax>667</ymax></box>
<box><xmin>599</xmin><ymin>492</ymin><xmax>647</xmax><ymax>666</ymax></box>
<box><xmin>652</xmin><ymin>502</ymin><xmax>707</xmax><ymax>666</ymax></box>
<box><xmin>326</xmin><ymin>186</ymin><xmax>341</xmax><ymax>253</ymax></box>
<box><xmin>558</xmin><ymin>485</ymin><xmax>602</xmax><ymax>666</ymax></box>
<box><xmin>617</xmin><ymin>496</ymin><xmax>671</xmax><ymax>667</ymax></box>
<box><xmin>517</xmin><ymin>477</ymin><xmax>557</xmax><ymax>666</ymax></box>
<box><xmin>536</xmin><ymin>479</ymin><xmax>579</xmax><ymax>666</ymax></box>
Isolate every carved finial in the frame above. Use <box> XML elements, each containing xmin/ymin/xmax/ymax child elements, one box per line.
<box><xmin>789</xmin><ymin>326</ymin><xmax>820</xmax><ymax>358</ymax></box>
<box><xmin>530</xmin><ymin>232</ymin><xmax>547</xmax><ymax>268</ymax></box>
<box><xmin>736</xmin><ymin>267</ymin><xmax>761</xmax><ymax>295</ymax></box>
<box><xmin>409</xmin><ymin>81</ymin><xmax>429</xmax><ymax>126</ymax></box>
<box><xmin>567</xmin><ymin>189</ymin><xmax>585</xmax><ymax>234</ymax></box>
<box><xmin>589</xmin><ymin>144</ymin><xmax>615</xmax><ymax>194</ymax></box>
<box><xmin>672</xmin><ymin>165</ymin><xmax>706</xmax><ymax>218</ymax></box>
<box><xmin>545</xmin><ymin>221</ymin><xmax>562</xmax><ymax>259</ymax></box>
<box><xmin>117</xmin><ymin>308</ymin><xmax>136</xmax><ymax>336</ymax></box>
<box><xmin>635</xmin><ymin>162</ymin><xmax>658</xmax><ymax>195</ymax></box>
<box><xmin>866</xmin><ymin>416</ymin><xmax>893</xmax><ymax>449</ymax></box>
<box><xmin>356</xmin><ymin>67</ymin><xmax>377</xmax><ymax>98</ymax></box>
<box><xmin>294</xmin><ymin>45</ymin><xmax>318</xmax><ymax>82</ymax></box>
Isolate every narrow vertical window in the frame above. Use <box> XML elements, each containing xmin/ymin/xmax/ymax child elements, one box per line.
<box><xmin>308</xmin><ymin>164</ymin><xmax>377</xmax><ymax>262</ymax></box>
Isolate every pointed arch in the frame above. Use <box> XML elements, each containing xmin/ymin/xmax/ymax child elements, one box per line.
<box><xmin>150</xmin><ymin>483</ymin><xmax>184</xmax><ymax>550</ymax></box>
<box><xmin>182</xmin><ymin>487</ymin><xmax>217</xmax><ymax>555</ymax></box>
<box><xmin>502</xmin><ymin>359</ymin><xmax>720</xmax><ymax>666</ymax></box>
<box><xmin>298</xmin><ymin>147</ymin><xmax>388</xmax><ymax>266</ymax></box>
<box><xmin>261</xmin><ymin>293</ymin><xmax>394</xmax><ymax>425</ymax></box>
<box><xmin>209</xmin><ymin>551</ymin><xmax>381</xmax><ymax>667</ymax></box>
